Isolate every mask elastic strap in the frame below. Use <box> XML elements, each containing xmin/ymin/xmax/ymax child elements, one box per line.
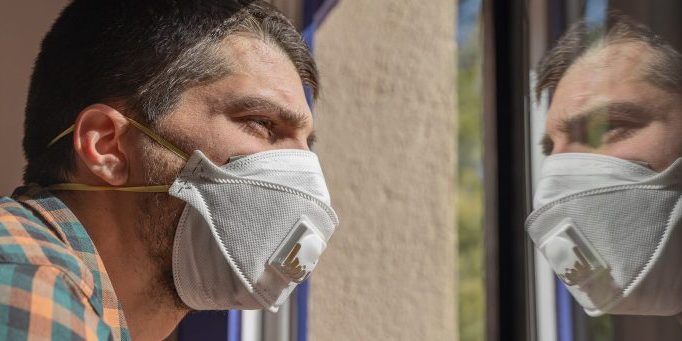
<box><xmin>48</xmin><ymin>117</ymin><xmax>190</xmax><ymax>161</ymax></box>
<box><xmin>47</xmin><ymin>183</ymin><xmax>170</xmax><ymax>192</ymax></box>
<box><xmin>45</xmin><ymin>116</ymin><xmax>189</xmax><ymax>192</ymax></box>
<box><xmin>47</xmin><ymin>126</ymin><xmax>75</xmax><ymax>148</ymax></box>
<box><xmin>125</xmin><ymin>118</ymin><xmax>190</xmax><ymax>161</ymax></box>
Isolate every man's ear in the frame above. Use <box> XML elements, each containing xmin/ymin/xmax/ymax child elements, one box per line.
<box><xmin>72</xmin><ymin>104</ymin><xmax>130</xmax><ymax>186</ymax></box>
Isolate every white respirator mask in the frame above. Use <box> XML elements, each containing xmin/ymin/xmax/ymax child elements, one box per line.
<box><xmin>46</xmin><ymin>117</ymin><xmax>339</xmax><ymax>312</ymax></box>
<box><xmin>169</xmin><ymin>149</ymin><xmax>338</xmax><ymax>312</ymax></box>
<box><xmin>526</xmin><ymin>153</ymin><xmax>682</xmax><ymax>316</ymax></box>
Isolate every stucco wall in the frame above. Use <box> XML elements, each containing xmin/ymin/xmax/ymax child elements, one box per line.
<box><xmin>311</xmin><ymin>1</ymin><xmax>458</xmax><ymax>340</ymax></box>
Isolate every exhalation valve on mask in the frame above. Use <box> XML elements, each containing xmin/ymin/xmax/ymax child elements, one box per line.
<box><xmin>526</xmin><ymin>153</ymin><xmax>682</xmax><ymax>316</ymax></box>
<box><xmin>268</xmin><ymin>216</ymin><xmax>327</xmax><ymax>284</ymax></box>
<box><xmin>538</xmin><ymin>218</ymin><xmax>621</xmax><ymax>311</ymax></box>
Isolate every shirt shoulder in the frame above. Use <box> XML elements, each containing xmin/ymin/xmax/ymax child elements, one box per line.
<box><xmin>0</xmin><ymin>197</ymin><xmax>96</xmax><ymax>306</ymax></box>
<box><xmin>0</xmin><ymin>263</ymin><xmax>112</xmax><ymax>340</ymax></box>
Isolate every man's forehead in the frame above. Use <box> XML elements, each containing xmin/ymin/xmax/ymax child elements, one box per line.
<box><xmin>218</xmin><ymin>35</ymin><xmax>294</xmax><ymax>73</ymax></box>
<box><xmin>193</xmin><ymin>35</ymin><xmax>313</xmax><ymax>117</ymax></box>
<box><xmin>582</xmin><ymin>41</ymin><xmax>653</xmax><ymax>68</ymax></box>
<box><xmin>548</xmin><ymin>42</ymin><xmax>660</xmax><ymax>118</ymax></box>
<box><xmin>561</xmin><ymin>42</ymin><xmax>654</xmax><ymax>88</ymax></box>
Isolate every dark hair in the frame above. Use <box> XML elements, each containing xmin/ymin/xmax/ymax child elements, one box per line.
<box><xmin>536</xmin><ymin>13</ymin><xmax>682</xmax><ymax>101</ymax></box>
<box><xmin>24</xmin><ymin>0</ymin><xmax>318</xmax><ymax>185</ymax></box>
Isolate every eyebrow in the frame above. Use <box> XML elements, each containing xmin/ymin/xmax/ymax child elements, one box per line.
<box><xmin>218</xmin><ymin>96</ymin><xmax>317</xmax><ymax>148</ymax></box>
<box><xmin>541</xmin><ymin>101</ymin><xmax>653</xmax><ymax>155</ymax></box>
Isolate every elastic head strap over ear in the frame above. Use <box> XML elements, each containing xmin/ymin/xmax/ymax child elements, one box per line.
<box><xmin>45</xmin><ymin>116</ymin><xmax>190</xmax><ymax>193</ymax></box>
<box><xmin>125</xmin><ymin>117</ymin><xmax>190</xmax><ymax>161</ymax></box>
<box><xmin>47</xmin><ymin>125</ymin><xmax>75</xmax><ymax>148</ymax></box>
<box><xmin>47</xmin><ymin>116</ymin><xmax>190</xmax><ymax>161</ymax></box>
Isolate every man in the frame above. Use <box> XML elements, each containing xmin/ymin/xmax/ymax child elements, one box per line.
<box><xmin>0</xmin><ymin>1</ymin><xmax>338</xmax><ymax>340</ymax></box>
<box><xmin>526</xmin><ymin>15</ymin><xmax>682</xmax><ymax>317</ymax></box>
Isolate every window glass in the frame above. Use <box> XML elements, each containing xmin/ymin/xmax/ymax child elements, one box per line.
<box><xmin>457</xmin><ymin>0</ymin><xmax>485</xmax><ymax>340</ymax></box>
<box><xmin>527</xmin><ymin>0</ymin><xmax>682</xmax><ymax>339</ymax></box>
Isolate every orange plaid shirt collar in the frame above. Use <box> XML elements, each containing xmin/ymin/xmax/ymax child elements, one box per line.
<box><xmin>11</xmin><ymin>185</ymin><xmax>130</xmax><ymax>340</ymax></box>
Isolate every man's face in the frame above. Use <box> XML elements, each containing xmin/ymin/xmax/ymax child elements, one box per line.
<box><xmin>542</xmin><ymin>42</ymin><xmax>682</xmax><ymax>171</ymax></box>
<box><xmin>124</xmin><ymin>35</ymin><xmax>314</xmax><ymax>308</ymax></box>
<box><xmin>159</xmin><ymin>35</ymin><xmax>314</xmax><ymax>164</ymax></box>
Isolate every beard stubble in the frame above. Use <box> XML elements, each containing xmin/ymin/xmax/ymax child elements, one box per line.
<box><xmin>135</xmin><ymin>142</ymin><xmax>190</xmax><ymax>312</ymax></box>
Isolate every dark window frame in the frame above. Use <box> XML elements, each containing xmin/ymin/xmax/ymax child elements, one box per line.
<box><xmin>482</xmin><ymin>1</ymin><xmax>536</xmax><ymax>340</ymax></box>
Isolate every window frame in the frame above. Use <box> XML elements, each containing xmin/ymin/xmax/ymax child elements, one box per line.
<box><xmin>482</xmin><ymin>1</ymin><xmax>536</xmax><ymax>341</ymax></box>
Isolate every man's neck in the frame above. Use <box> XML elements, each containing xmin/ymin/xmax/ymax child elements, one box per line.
<box><xmin>57</xmin><ymin>191</ymin><xmax>187</xmax><ymax>340</ymax></box>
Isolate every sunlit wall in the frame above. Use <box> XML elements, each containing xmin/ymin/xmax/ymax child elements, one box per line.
<box><xmin>311</xmin><ymin>1</ymin><xmax>458</xmax><ymax>340</ymax></box>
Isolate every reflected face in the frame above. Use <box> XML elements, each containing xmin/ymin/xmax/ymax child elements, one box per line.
<box><xmin>542</xmin><ymin>42</ymin><xmax>682</xmax><ymax>171</ymax></box>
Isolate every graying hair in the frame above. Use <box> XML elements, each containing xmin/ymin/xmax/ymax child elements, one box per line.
<box><xmin>536</xmin><ymin>13</ymin><xmax>682</xmax><ymax>101</ymax></box>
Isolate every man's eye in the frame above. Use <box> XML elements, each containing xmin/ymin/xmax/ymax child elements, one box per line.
<box><xmin>251</xmin><ymin>118</ymin><xmax>273</xmax><ymax>129</ymax></box>
<box><xmin>582</xmin><ymin>119</ymin><xmax>637</xmax><ymax>148</ymax></box>
<box><xmin>602</xmin><ymin>122</ymin><xmax>637</xmax><ymax>144</ymax></box>
<box><xmin>582</xmin><ymin>115</ymin><xmax>609</xmax><ymax>148</ymax></box>
<box><xmin>240</xmin><ymin>117</ymin><xmax>275</xmax><ymax>139</ymax></box>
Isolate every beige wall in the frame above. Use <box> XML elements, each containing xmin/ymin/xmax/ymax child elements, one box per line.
<box><xmin>0</xmin><ymin>2</ymin><xmax>69</xmax><ymax>195</ymax></box>
<box><xmin>311</xmin><ymin>1</ymin><xmax>458</xmax><ymax>340</ymax></box>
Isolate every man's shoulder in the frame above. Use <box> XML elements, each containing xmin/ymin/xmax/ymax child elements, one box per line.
<box><xmin>0</xmin><ymin>196</ymin><xmax>95</xmax><ymax>295</ymax></box>
<box><xmin>0</xmin><ymin>262</ymin><xmax>112</xmax><ymax>340</ymax></box>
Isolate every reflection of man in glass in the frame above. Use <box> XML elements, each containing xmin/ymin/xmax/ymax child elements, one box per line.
<box><xmin>537</xmin><ymin>16</ymin><xmax>682</xmax><ymax>168</ymax></box>
<box><xmin>527</xmin><ymin>15</ymin><xmax>682</xmax><ymax>318</ymax></box>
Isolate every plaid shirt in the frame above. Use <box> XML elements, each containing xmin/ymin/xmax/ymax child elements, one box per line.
<box><xmin>0</xmin><ymin>186</ymin><xmax>130</xmax><ymax>340</ymax></box>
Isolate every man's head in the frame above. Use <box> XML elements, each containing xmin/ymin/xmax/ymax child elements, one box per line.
<box><xmin>24</xmin><ymin>0</ymin><xmax>318</xmax><ymax>185</ymax></box>
<box><xmin>25</xmin><ymin>0</ymin><xmax>319</xmax><ymax>315</ymax></box>
<box><xmin>537</xmin><ymin>15</ymin><xmax>682</xmax><ymax>171</ymax></box>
